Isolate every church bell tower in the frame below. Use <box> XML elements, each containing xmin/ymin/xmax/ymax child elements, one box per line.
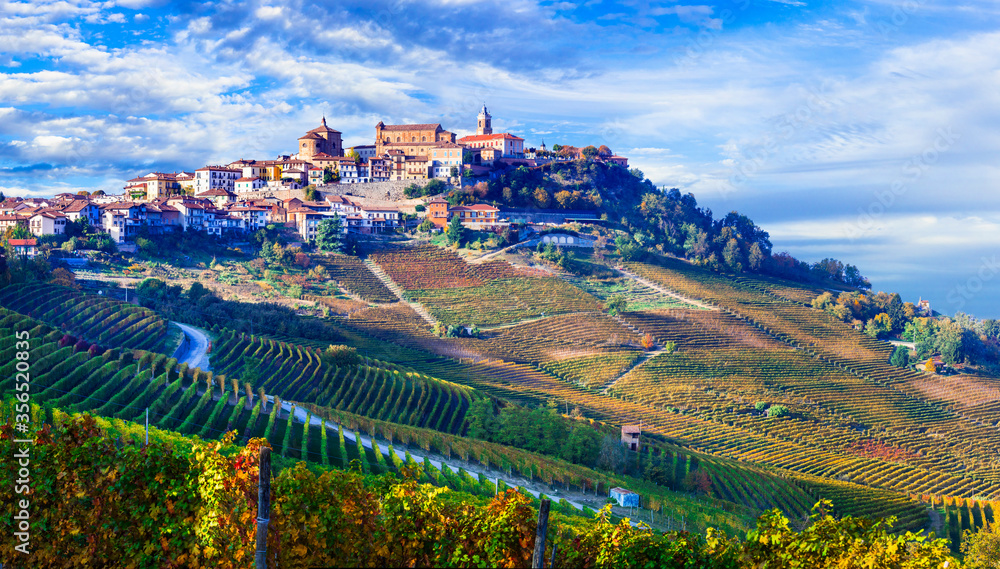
<box><xmin>477</xmin><ymin>103</ymin><xmax>492</xmax><ymax>136</ymax></box>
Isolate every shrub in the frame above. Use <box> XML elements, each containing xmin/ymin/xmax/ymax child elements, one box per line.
<box><xmin>322</xmin><ymin>345</ymin><xmax>361</xmax><ymax>367</ymax></box>
<box><xmin>755</xmin><ymin>401</ymin><xmax>769</xmax><ymax>412</ymax></box>
<box><xmin>767</xmin><ymin>405</ymin><xmax>788</xmax><ymax>418</ymax></box>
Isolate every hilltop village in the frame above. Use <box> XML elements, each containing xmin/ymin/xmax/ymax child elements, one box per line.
<box><xmin>0</xmin><ymin>106</ymin><xmax>628</xmax><ymax>247</ymax></box>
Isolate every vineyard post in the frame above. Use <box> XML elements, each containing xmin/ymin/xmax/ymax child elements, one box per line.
<box><xmin>549</xmin><ymin>543</ymin><xmax>558</xmax><ymax>569</ymax></box>
<box><xmin>145</xmin><ymin>407</ymin><xmax>148</xmax><ymax>446</ymax></box>
<box><xmin>255</xmin><ymin>447</ymin><xmax>272</xmax><ymax>569</ymax></box>
<box><xmin>532</xmin><ymin>499</ymin><xmax>551</xmax><ymax>569</ymax></box>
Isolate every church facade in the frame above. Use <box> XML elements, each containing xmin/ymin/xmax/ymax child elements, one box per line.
<box><xmin>374</xmin><ymin>122</ymin><xmax>457</xmax><ymax>157</ymax></box>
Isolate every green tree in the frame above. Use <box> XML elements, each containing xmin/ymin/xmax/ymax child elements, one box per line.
<box><xmin>890</xmin><ymin>345</ymin><xmax>910</xmax><ymax>367</ymax></box>
<box><xmin>304</xmin><ymin>185</ymin><xmax>319</xmax><ymax>201</ymax></box>
<box><xmin>614</xmin><ymin>235</ymin><xmax>639</xmax><ymax>261</ymax></box>
<box><xmin>4</xmin><ymin>224</ymin><xmax>31</xmax><ymax>242</ymax></box>
<box><xmin>722</xmin><ymin>238</ymin><xmax>744</xmax><ymax>273</ymax></box>
<box><xmin>347</xmin><ymin>148</ymin><xmax>361</xmax><ymax>162</ymax></box>
<box><xmin>864</xmin><ymin>313</ymin><xmax>891</xmax><ymax>338</ymax></box>
<box><xmin>446</xmin><ymin>214</ymin><xmax>464</xmax><ymax>246</ymax></box>
<box><xmin>766</xmin><ymin>405</ymin><xmax>788</xmax><ymax>418</ymax></box>
<box><xmin>935</xmin><ymin>319</ymin><xmax>965</xmax><ymax>364</ymax></box>
<box><xmin>581</xmin><ymin>145</ymin><xmax>599</xmax><ymax>159</ymax></box>
<box><xmin>323</xmin><ymin>167</ymin><xmax>338</xmax><ymax>184</ymax></box>
<box><xmin>466</xmin><ymin>398</ymin><xmax>498</xmax><ymax>441</ymax></box>
<box><xmin>596</xmin><ymin>434</ymin><xmax>626</xmax><ymax>474</ymax></box>
<box><xmin>417</xmin><ymin>217</ymin><xmax>434</xmax><ymax>233</ymax></box>
<box><xmin>315</xmin><ymin>215</ymin><xmax>344</xmax><ymax>252</ymax></box>
<box><xmin>748</xmin><ymin>241</ymin><xmax>764</xmax><ymax>271</ymax></box>
<box><xmin>562</xmin><ymin>425</ymin><xmax>600</xmax><ymax>466</ymax></box>
<box><xmin>605</xmin><ymin>294</ymin><xmax>628</xmax><ymax>316</ymax></box>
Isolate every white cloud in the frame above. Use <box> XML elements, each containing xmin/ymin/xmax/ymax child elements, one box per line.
<box><xmin>254</xmin><ymin>6</ymin><xmax>283</xmax><ymax>20</ymax></box>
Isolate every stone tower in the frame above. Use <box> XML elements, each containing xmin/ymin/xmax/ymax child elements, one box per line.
<box><xmin>477</xmin><ymin>103</ymin><xmax>492</xmax><ymax>136</ymax></box>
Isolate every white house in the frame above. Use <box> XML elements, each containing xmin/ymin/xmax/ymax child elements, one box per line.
<box><xmin>195</xmin><ymin>166</ymin><xmax>241</xmax><ymax>194</ymax></box>
<box><xmin>235</xmin><ymin>176</ymin><xmax>266</xmax><ymax>193</ymax></box>
<box><xmin>28</xmin><ymin>210</ymin><xmax>67</xmax><ymax>236</ymax></box>
<box><xmin>59</xmin><ymin>200</ymin><xmax>101</xmax><ymax>227</ymax></box>
<box><xmin>340</xmin><ymin>161</ymin><xmax>369</xmax><ymax>183</ymax></box>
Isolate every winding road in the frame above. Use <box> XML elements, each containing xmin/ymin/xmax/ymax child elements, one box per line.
<box><xmin>173</xmin><ymin>322</ymin><xmax>212</xmax><ymax>372</ymax></box>
<box><xmin>165</xmin><ymin>320</ymin><xmax>592</xmax><ymax>511</ymax></box>
<box><xmin>274</xmin><ymin>397</ymin><xmax>590</xmax><ymax>512</ymax></box>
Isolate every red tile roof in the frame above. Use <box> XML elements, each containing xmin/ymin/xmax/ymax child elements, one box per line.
<box><xmin>451</xmin><ymin>204</ymin><xmax>499</xmax><ymax>212</ymax></box>
<box><xmin>457</xmin><ymin>133</ymin><xmax>524</xmax><ymax>142</ymax></box>
<box><xmin>9</xmin><ymin>239</ymin><xmax>36</xmax><ymax>246</ymax></box>
<box><xmin>378</xmin><ymin>123</ymin><xmax>442</xmax><ymax>131</ymax></box>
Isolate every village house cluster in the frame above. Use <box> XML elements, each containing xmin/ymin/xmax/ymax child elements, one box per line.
<box><xmin>5</xmin><ymin>106</ymin><xmax>627</xmax><ymax>245</ymax></box>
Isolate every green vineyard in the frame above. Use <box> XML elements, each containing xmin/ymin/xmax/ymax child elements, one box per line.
<box><xmin>0</xmin><ymin>283</ymin><xmax>173</xmax><ymax>353</ymax></box>
<box><xmin>209</xmin><ymin>329</ymin><xmax>481</xmax><ymax>436</ymax></box>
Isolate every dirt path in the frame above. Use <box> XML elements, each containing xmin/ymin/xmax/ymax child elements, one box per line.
<box><xmin>174</xmin><ymin>322</ymin><xmax>212</xmax><ymax>372</ymax></box>
<box><xmin>601</xmin><ymin>349</ymin><xmax>665</xmax><ymax>394</ymax></box>
<box><xmin>614</xmin><ymin>266</ymin><xmax>717</xmax><ymax>311</ymax></box>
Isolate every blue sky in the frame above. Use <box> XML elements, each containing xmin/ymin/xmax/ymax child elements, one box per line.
<box><xmin>2</xmin><ymin>0</ymin><xmax>1000</xmax><ymax>318</ymax></box>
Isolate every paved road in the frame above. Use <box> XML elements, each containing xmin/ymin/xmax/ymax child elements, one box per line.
<box><xmin>271</xmin><ymin>397</ymin><xmax>589</xmax><ymax>512</ymax></box>
<box><xmin>173</xmin><ymin>322</ymin><xmax>212</xmax><ymax>372</ymax></box>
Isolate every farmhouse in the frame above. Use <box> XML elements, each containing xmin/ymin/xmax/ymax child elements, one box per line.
<box><xmin>621</xmin><ymin>424</ymin><xmax>640</xmax><ymax>451</ymax></box>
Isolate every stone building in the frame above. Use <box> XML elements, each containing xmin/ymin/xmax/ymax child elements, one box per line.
<box><xmin>375</xmin><ymin>122</ymin><xmax>457</xmax><ymax>157</ymax></box>
<box><xmin>297</xmin><ymin>117</ymin><xmax>343</xmax><ymax>160</ymax></box>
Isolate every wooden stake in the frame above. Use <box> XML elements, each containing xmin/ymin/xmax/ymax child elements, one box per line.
<box><xmin>532</xmin><ymin>499</ymin><xmax>551</xmax><ymax>569</ymax></box>
<box><xmin>255</xmin><ymin>447</ymin><xmax>271</xmax><ymax>569</ymax></box>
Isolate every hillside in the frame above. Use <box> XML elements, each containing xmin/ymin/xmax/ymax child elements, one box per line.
<box><xmin>3</xmin><ymin>168</ymin><xmax>999</xmax><ymax>564</ymax></box>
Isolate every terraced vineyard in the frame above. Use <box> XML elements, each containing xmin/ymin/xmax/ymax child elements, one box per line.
<box><xmin>541</xmin><ymin>351</ymin><xmax>644</xmax><ymax>388</ymax></box>
<box><xmin>368</xmin><ymin>243</ymin><xmax>602</xmax><ymax>325</ymax></box>
<box><xmin>564</xmin><ymin>274</ymin><xmax>702</xmax><ymax>311</ymax></box>
<box><xmin>0</xmin><ymin>283</ymin><xmax>172</xmax><ymax>353</ymax></box>
<box><xmin>209</xmin><ymin>329</ymin><xmax>480</xmax><ymax>435</ymax></box>
<box><xmin>0</xmin><ymin>270</ymin><xmax>972</xmax><ymax>528</ymax></box>
<box><xmin>613</xmin><ymin>258</ymin><xmax>1000</xmax><ymax>505</ymax></box>
<box><xmin>311</xmin><ymin>253</ymin><xmax>397</xmax><ymax>303</ymax></box>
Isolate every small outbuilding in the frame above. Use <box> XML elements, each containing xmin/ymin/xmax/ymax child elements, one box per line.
<box><xmin>621</xmin><ymin>424</ymin><xmax>641</xmax><ymax>451</ymax></box>
<box><xmin>610</xmin><ymin>487</ymin><xmax>640</xmax><ymax>508</ymax></box>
